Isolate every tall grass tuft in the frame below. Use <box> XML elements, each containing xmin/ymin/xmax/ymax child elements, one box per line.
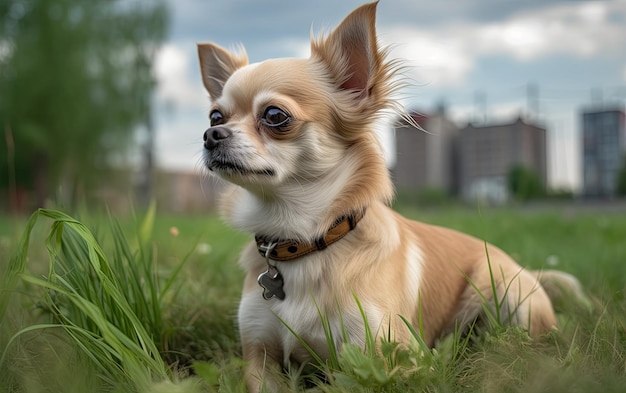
<box><xmin>0</xmin><ymin>206</ymin><xmax>195</xmax><ymax>391</ymax></box>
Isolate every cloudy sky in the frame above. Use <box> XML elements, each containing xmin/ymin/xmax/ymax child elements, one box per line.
<box><xmin>153</xmin><ymin>0</ymin><xmax>626</xmax><ymax>190</ymax></box>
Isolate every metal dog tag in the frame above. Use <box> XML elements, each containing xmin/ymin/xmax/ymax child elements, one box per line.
<box><xmin>258</xmin><ymin>265</ymin><xmax>285</xmax><ymax>300</ymax></box>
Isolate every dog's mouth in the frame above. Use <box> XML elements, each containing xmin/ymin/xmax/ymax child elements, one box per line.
<box><xmin>208</xmin><ymin>159</ymin><xmax>275</xmax><ymax>177</ymax></box>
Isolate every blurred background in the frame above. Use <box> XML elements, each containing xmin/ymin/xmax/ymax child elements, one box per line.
<box><xmin>1</xmin><ymin>0</ymin><xmax>625</xmax><ymax>214</ymax></box>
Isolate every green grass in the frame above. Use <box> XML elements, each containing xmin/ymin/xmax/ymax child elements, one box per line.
<box><xmin>0</xmin><ymin>203</ymin><xmax>625</xmax><ymax>392</ymax></box>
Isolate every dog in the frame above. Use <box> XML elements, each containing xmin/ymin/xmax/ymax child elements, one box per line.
<box><xmin>197</xmin><ymin>3</ymin><xmax>562</xmax><ymax>391</ymax></box>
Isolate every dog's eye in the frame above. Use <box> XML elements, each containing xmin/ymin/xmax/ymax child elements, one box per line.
<box><xmin>210</xmin><ymin>110</ymin><xmax>224</xmax><ymax>126</ymax></box>
<box><xmin>262</xmin><ymin>107</ymin><xmax>290</xmax><ymax>127</ymax></box>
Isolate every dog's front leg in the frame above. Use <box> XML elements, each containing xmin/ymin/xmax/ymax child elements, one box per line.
<box><xmin>239</xmin><ymin>268</ymin><xmax>288</xmax><ymax>392</ymax></box>
<box><xmin>242</xmin><ymin>342</ymin><xmax>286</xmax><ymax>393</ymax></box>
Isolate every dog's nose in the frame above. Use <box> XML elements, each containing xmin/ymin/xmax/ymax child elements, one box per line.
<box><xmin>204</xmin><ymin>126</ymin><xmax>232</xmax><ymax>149</ymax></box>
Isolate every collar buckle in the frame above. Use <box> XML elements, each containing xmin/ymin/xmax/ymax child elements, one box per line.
<box><xmin>258</xmin><ymin>241</ymin><xmax>277</xmax><ymax>266</ymax></box>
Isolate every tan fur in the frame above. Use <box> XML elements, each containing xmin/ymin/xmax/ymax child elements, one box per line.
<box><xmin>197</xmin><ymin>3</ymin><xmax>563</xmax><ymax>392</ymax></box>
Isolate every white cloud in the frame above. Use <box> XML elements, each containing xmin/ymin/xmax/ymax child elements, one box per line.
<box><xmin>475</xmin><ymin>1</ymin><xmax>623</xmax><ymax>60</ymax></box>
<box><xmin>384</xmin><ymin>28</ymin><xmax>473</xmax><ymax>87</ymax></box>
<box><xmin>382</xmin><ymin>1</ymin><xmax>626</xmax><ymax>87</ymax></box>
<box><xmin>154</xmin><ymin>43</ymin><xmax>207</xmax><ymax>109</ymax></box>
<box><xmin>153</xmin><ymin>43</ymin><xmax>209</xmax><ymax>171</ymax></box>
<box><xmin>273</xmin><ymin>38</ymin><xmax>310</xmax><ymax>59</ymax></box>
<box><xmin>156</xmin><ymin>1</ymin><xmax>626</xmax><ymax>108</ymax></box>
<box><xmin>155</xmin><ymin>113</ymin><xmax>205</xmax><ymax>170</ymax></box>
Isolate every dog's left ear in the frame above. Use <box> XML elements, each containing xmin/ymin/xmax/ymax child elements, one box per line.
<box><xmin>197</xmin><ymin>43</ymin><xmax>248</xmax><ymax>100</ymax></box>
<box><xmin>311</xmin><ymin>1</ymin><xmax>383</xmax><ymax>101</ymax></box>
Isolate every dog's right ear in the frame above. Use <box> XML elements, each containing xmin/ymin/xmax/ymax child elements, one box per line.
<box><xmin>197</xmin><ymin>43</ymin><xmax>248</xmax><ymax>100</ymax></box>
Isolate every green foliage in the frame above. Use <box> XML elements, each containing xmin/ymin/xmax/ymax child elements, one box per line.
<box><xmin>507</xmin><ymin>165</ymin><xmax>545</xmax><ymax>201</ymax></box>
<box><xmin>395</xmin><ymin>187</ymin><xmax>456</xmax><ymax>207</ymax></box>
<box><xmin>1</xmin><ymin>207</ymin><xmax>626</xmax><ymax>392</ymax></box>
<box><xmin>316</xmin><ymin>314</ymin><xmax>468</xmax><ymax>392</ymax></box>
<box><xmin>0</xmin><ymin>0</ymin><xmax>169</xmax><ymax>208</ymax></box>
<box><xmin>272</xmin><ymin>293</ymin><xmax>468</xmax><ymax>392</ymax></box>
<box><xmin>0</xmin><ymin>207</ymin><xmax>195</xmax><ymax>391</ymax></box>
<box><xmin>546</xmin><ymin>187</ymin><xmax>574</xmax><ymax>199</ymax></box>
<box><xmin>461</xmin><ymin>310</ymin><xmax>626</xmax><ymax>393</ymax></box>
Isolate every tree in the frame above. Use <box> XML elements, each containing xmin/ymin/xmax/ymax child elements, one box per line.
<box><xmin>0</xmin><ymin>0</ymin><xmax>168</xmax><ymax>211</ymax></box>
<box><xmin>508</xmin><ymin>165</ymin><xmax>545</xmax><ymax>201</ymax></box>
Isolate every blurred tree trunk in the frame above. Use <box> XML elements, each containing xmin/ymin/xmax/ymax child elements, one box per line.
<box><xmin>33</xmin><ymin>152</ymin><xmax>48</xmax><ymax>208</ymax></box>
<box><xmin>4</xmin><ymin>123</ymin><xmax>17</xmax><ymax>213</ymax></box>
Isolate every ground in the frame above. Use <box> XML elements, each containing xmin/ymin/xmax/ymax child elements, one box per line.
<box><xmin>0</xmin><ymin>201</ymin><xmax>625</xmax><ymax>392</ymax></box>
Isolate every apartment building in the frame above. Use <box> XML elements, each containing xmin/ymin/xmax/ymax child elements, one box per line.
<box><xmin>392</xmin><ymin>110</ymin><xmax>459</xmax><ymax>195</ymax></box>
<box><xmin>582</xmin><ymin>107</ymin><xmax>626</xmax><ymax>197</ymax></box>
<box><xmin>458</xmin><ymin>117</ymin><xmax>547</xmax><ymax>202</ymax></box>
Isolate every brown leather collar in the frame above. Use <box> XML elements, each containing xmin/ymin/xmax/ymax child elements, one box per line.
<box><xmin>255</xmin><ymin>210</ymin><xmax>366</xmax><ymax>262</ymax></box>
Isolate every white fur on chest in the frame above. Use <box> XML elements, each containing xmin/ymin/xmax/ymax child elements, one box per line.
<box><xmin>237</xmin><ymin>235</ymin><xmax>424</xmax><ymax>367</ymax></box>
<box><xmin>237</xmin><ymin>263</ymin><xmax>382</xmax><ymax>366</ymax></box>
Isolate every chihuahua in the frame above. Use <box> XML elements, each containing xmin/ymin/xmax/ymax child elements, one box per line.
<box><xmin>198</xmin><ymin>2</ymin><xmax>559</xmax><ymax>391</ymax></box>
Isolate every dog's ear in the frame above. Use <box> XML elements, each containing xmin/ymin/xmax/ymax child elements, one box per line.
<box><xmin>197</xmin><ymin>43</ymin><xmax>248</xmax><ymax>100</ymax></box>
<box><xmin>310</xmin><ymin>2</ymin><xmax>383</xmax><ymax>101</ymax></box>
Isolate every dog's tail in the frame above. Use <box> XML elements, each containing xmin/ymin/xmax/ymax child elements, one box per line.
<box><xmin>531</xmin><ymin>270</ymin><xmax>594</xmax><ymax>312</ymax></box>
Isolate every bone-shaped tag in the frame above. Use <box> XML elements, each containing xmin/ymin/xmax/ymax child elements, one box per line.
<box><xmin>257</xmin><ymin>265</ymin><xmax>285</xmax><ymax>300</ymax></box>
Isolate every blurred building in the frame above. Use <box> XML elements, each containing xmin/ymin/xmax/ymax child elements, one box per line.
<box><xmin>393</xmin><ymin>112</ymin><xmax>548</xmax><ymax>204</ymax></box>
<box><xmin>581</xmin><ymin>107</ymin><xmax>626</xmax><ymax>197</ymax></box>
<box><xmin>392</xmin><ymin>108</ymin><xmax>459</xmax><ymax>195</ymax></box>
<box><xmin>155</xmin><ymin>170</ymin><xmax>224</xmax><ymax>213</ymax></box>
<box><xmin>458</xmin><ymin>117</ymin><xmax>547</xmax><ymax>203</ymax></box>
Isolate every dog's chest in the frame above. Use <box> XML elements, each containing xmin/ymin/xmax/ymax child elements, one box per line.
<box><xmin>238</xmin><ymin>274</ymin><xmax>372</xmax><ymax>366</ymax></box>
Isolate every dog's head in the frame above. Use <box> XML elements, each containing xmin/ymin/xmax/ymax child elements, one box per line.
<box><xmin>198</xmin><ymin>2</ymin><xmax>397</xmax><ymax>221</ymax></box>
